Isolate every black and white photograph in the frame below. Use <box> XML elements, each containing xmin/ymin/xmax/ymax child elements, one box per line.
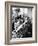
<box><xmin>12</xmin><ymin>7</ymin><xmax>32</xmax><ymax>38</ymax></box>
<box><xmin>5</xmin><ymin>2</ymin><xmax>37</xmax><ymax>44</ymax></box>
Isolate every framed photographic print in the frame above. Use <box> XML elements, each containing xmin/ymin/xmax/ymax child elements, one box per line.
<box><xmin>5</xmin><ymin>2</ymin><xmax>37</xmax><ymax>44</ymax></box>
